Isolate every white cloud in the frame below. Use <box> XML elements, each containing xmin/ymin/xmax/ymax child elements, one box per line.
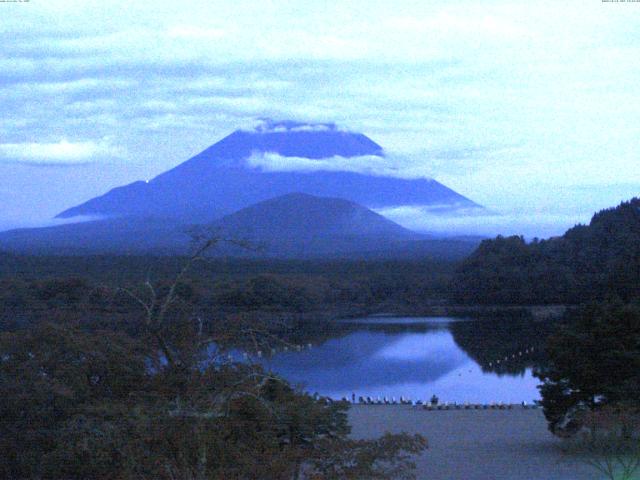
<box><xmin>18</xmin><ymin>78</ymin><xmax>134</xmax><ymax>94</ymax></box>
<box><xmin>0</xmin><ymin>138</ymin><xmax>123</xmax><ymax>165</ymax></box>
<box><xmin>243</xmin><ymin>152</ymin><xmax>422</xmax><ymax>178</ymax></box>
<box><xmin>245</xmin><ymin>120</ymin><xmax>345</xmax><ymax>134</ymax></box>
<box><xmin>0</xmin><ymin>215</ymin><xmax>106</xmax><ymax>234</ymax></box>
<box><xmin>289</xmin><ymin>124</ymin><xmax>334</xmax><ymax>132</ymax></box>
<box><xmin>376</xmin><ymin>205</ymin><xmax>592</xmax><ymax>239</ymax></box>
<box><xmin>166</xmin><ymin>25</ymin><xmax>226</xmax><ymax>40</ymax></box>
<box><xmin>386</xmin><ymin>11</ymin><xmax>530</xmax><ymax>40</ymax></box>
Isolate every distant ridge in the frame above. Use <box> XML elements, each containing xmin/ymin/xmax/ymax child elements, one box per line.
<box><xmin>0</xmin><ymin>217</ymin><xmax>192</xmax><ymax>255</ymax></box>
<box><xmin>0</xmin><ymin>193</ymin><xmax>481</xmax><ymax>259</ymax></box>
<box><xmin>56</xmin><ymin>120</ymin><xmax>480</xmax><ymax>222</ymax></box>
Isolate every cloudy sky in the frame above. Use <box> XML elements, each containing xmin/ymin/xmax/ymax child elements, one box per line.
<box><xmin>2</xmin><ymin>0</ymin><xmax>639</xmax><ymax>237</ymax></box>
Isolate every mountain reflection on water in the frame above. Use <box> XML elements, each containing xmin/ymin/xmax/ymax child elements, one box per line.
<box><xmin>258</xmin><ymin>317</ymin><xmax>549</xmax><ymax>403</ymax></box>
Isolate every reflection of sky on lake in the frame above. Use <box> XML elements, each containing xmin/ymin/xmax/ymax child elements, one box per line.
<box><xmin>374</xmin><ymin>331</ymin><xmax>457</xmax><ymax>361</ymax></box>
<box><xmin>258</xmin><ymin>320</ymin><xmax>541</xmax><ymax>403</ymax></box>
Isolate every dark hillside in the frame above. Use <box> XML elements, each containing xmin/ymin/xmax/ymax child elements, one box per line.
<box><xmin>452</xmin><ymin>198</ymin><xmax>640</xmax><ymax>304</ymax></box>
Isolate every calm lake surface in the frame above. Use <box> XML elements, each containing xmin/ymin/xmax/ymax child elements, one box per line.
<box><xmin>257</xmin><ymin>317</ymin><xmax>547</xmax><ymax>404</ymax></box>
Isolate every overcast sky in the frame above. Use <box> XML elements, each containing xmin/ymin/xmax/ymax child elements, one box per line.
<box><xmin>2</xmin><ymin>0</ymin><xmax>639</xmax><ymax>237</ymax></box>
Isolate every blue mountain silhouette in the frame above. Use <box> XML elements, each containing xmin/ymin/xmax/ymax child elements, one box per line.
<box><xmin>56</xmin><ymin>120</ymin><xmax>480</xmax><ymax>222</ymax></box>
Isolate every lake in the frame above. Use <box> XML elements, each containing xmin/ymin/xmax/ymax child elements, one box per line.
<box><xmin>256</xmin><ymin>316</ymin><xmax>548</xmax><ymax>404</ymax></box>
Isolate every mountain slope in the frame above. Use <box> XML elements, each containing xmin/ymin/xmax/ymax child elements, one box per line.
<box><xmin>215</xmin><ymin>192</ymin><xmax>416</xmax><ymax>239</ymax></box>
<box><xmin>210</xmin><ymin>192</ymin><xmax>420</xmax><ymax>257</ymax></box>
<box><xmin>56</xmin><ymin>120</ymin><xmax>480</xmax><ymax>222</ymax></box>
<box><xmin>0</xmin><ymin>193</ymin><xmax>480</xmax><ymax>259</ymax></box>
<box><xmin>0</xmin><ymin>193</ymin><xmax>412</xmax><ymax>256</ymax></box>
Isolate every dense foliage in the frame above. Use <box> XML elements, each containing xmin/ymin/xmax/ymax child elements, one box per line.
<box><xmin>535</xmin><ymin>303</ymin><xmax>640</xmax><ymax>435</ymax></box>
<box><xmin>0</xmin><ymin>252</ymin><xmax>427</xmax><ymax>479</ymax></box>
<box><xmin>452</xmin><ymin>198</ymin><xmax>640</xmax><ymax>305</ymax></box>
<box><xmin>7</xmin><ymin>196</ymin><xmax>640</xmax><ymax>478</ymax></box>
<box><xmin>0</xmin><ymin>256</ymin><xmax>456</xmax><ymax>327</ymax></box>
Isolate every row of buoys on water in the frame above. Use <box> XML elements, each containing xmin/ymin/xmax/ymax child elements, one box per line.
<box><xmin>331</xmin><ymin>396</ymin><xmax>538</xmax><ymax>410</ymax></box>
<box><xmin>422</xmin><ymin>401</ymin><xmax>538</xmax><ymax>410</ymax></box>
<box><xmin>350</xmin><ymin>395</ymin><xmax>415</xmax><ymax>405</ymax></box>
<box><xmin>237</xmin><ymin>343</ymin><xmax>314</xmax><ymax>359</ymax></box>
<box><xmin>267</xmin><ymin>343</ymin><xmax>313</xmax><ymax>356</ymax></box>
<box><xmin>488</xmin><ymin>346</ymin><xmax>535</xmax><ymax>368</ymax></box>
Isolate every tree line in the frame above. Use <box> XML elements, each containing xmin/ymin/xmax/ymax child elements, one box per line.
<box><xmin>452</xmin><ymin>198</ymin><xmax>640</xmax><ymax>305</ymax></box>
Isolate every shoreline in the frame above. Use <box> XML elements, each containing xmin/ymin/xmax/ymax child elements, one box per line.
<box><xmin>341</xmin><ymin>304</ymin><xmax>569</xmax><ymax>321</ymax></box>
<box><xmin>348</xmin><ymin>405</ymin><xmax>600</xmax><ymax>480</ymax></box>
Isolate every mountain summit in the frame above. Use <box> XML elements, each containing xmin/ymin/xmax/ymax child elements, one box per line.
<box><xmin>56</xmin><ymin>120</ymin><xmax>480</xmax><ymax>222</ymax></box>
<box><xmin>191</xmin><ymin>119</ymin><xmax>385</xmax><ymax>160</ymax></box>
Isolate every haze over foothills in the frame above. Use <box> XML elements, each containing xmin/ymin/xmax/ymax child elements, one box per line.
<box><xmin>2</xmin><ymin>0</ymin><xmax>640</xmax><ymax>237</ymax></box>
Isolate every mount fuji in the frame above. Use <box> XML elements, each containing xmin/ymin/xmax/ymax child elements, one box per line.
<box><xmin>56</xmin><ymin>120</ymin><xmax>480</xmax><ymax>222</ymax></box>
<box><xmin>0</xmin><ymin>120</ymin><xmax>483</xmax><ymax>257</ymax></box>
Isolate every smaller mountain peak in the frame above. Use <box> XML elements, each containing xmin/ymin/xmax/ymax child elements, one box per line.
<box><xmin>272</xmin><ymin>192</ymin><xmax>317</xmax><ymax>200</ymax></box>
<box><xmin>212</xmin><ymin>192</ymin><xmax>417</xmax><ymax>249</ymax></box>
<box><xmin>254</xmin><ymin>192</ymin><xmax>356</xmax><ymax>206</ymax></box>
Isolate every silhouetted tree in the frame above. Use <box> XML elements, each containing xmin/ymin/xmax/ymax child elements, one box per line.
<box><xmin>0</xmin><ymin>238</ymin><xmax>427</xmax><ymax>479</ymax></box>
<box><xmin>535</xmin><ymin>303</ymin><xmax>640</xmax><ymax>435</ymax></box>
